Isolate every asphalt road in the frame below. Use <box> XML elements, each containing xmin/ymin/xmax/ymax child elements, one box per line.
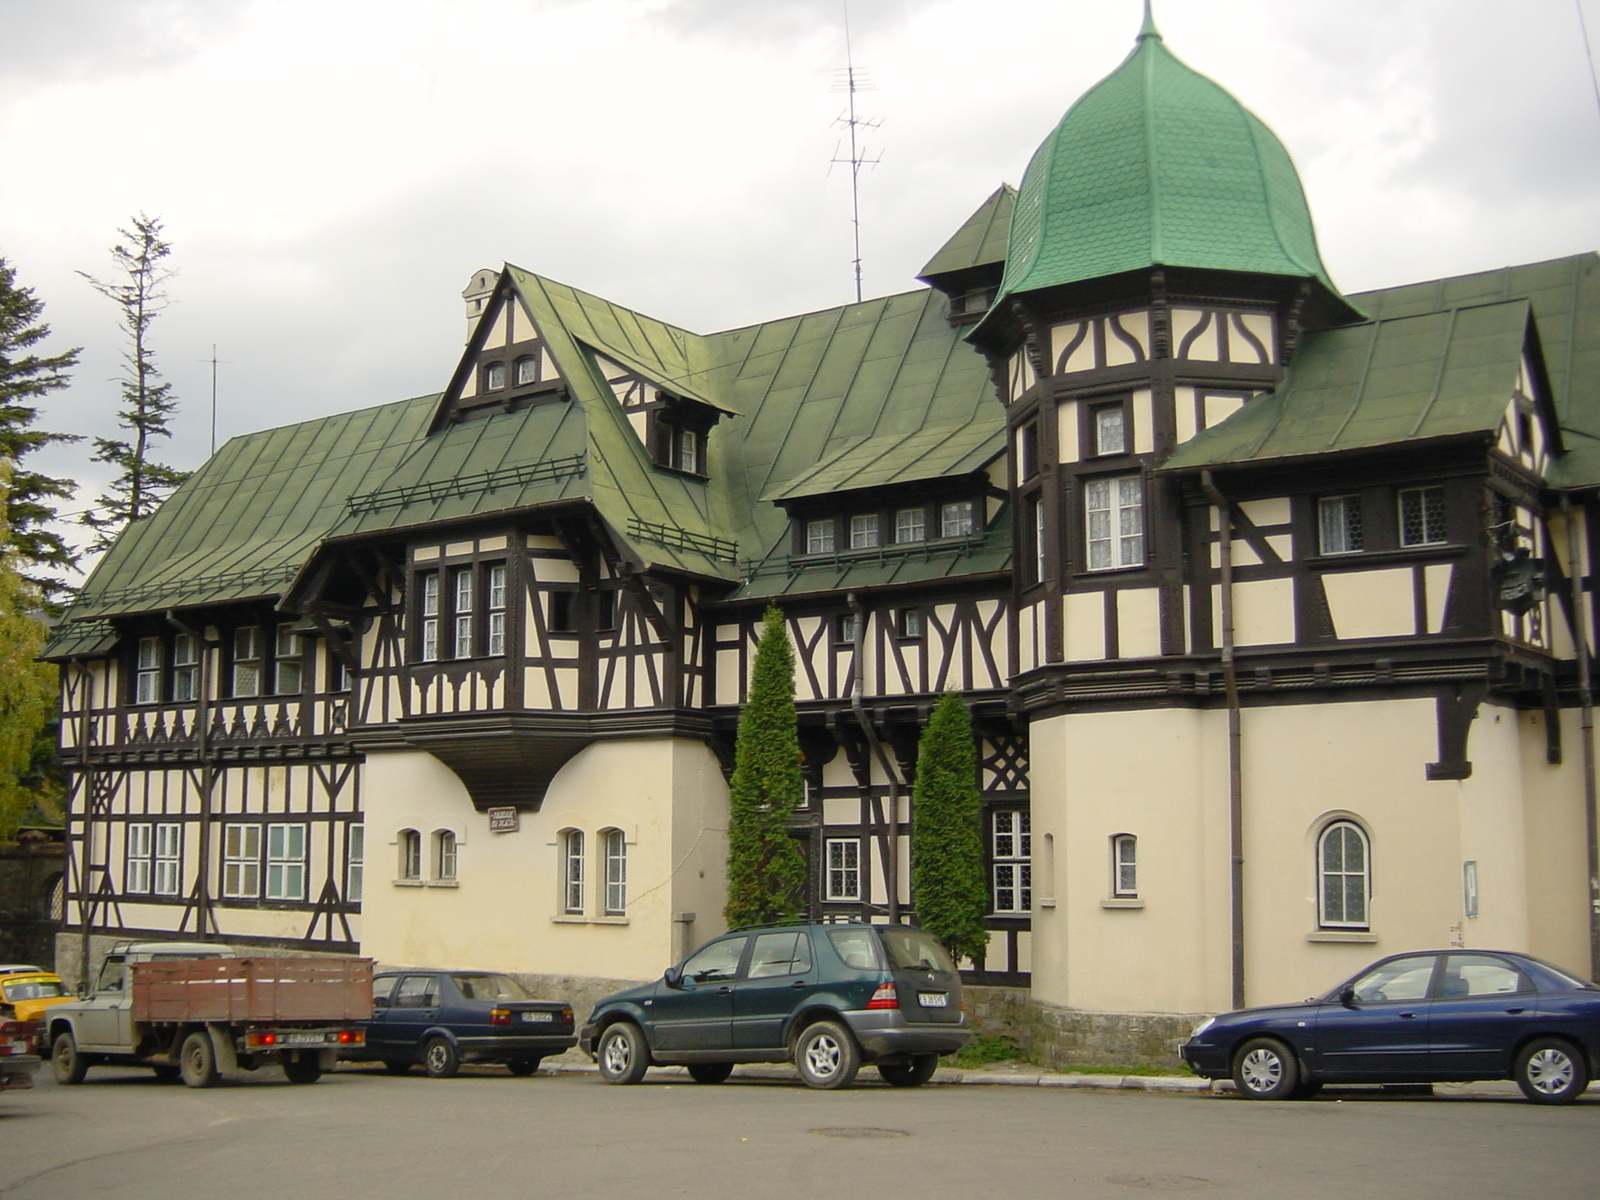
<box><xmin>3</xmin><ymin>1061</ymin><xmax>1598</xmax><ymax>1200</ymax></box>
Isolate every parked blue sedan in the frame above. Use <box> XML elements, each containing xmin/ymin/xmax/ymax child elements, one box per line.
<box><xmin>1182</xmin><ymin>950</ymin><xmax>1600</xmax><ymax>1104</ymax></box>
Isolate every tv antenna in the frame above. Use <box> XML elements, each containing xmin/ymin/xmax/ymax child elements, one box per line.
<box><xmin>198</xmin><ymin>344</ymin><xmax>231</xmax><ymax>454</ymax></box>
<box><xmin>830</xmin><ymin>5</ymin><xmax>881</xmax><ymax>304</ymax></box>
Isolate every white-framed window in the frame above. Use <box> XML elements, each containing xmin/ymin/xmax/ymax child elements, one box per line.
<box><xmin>1399</xmin><ymin>486</ymin><xmax>1447</xmax><ymax>547</ymax></box>
<box><xmin>486</xmin><ymin>564</ymin><xmax>507</xmax><ymax>656</ymax></box>
<box><xmin>399</xmin><ymin>829</ymin><xmax>422</xmax><ymax>881</ymax></box>
<box><xmin>452</xmin><ymin>568</ymin><xmax>474</xmax><ymax>658</ymax></box>
<box><xmin>894</xmin><ymin>507</ymin><xmax>925</xmax><ymax>544</ymax></box>
<box><xmin>1085</xmin><ymin>475</ymin><xmax>1144</xmax><ymax>570</ymax></box>
<box><xmin>135</xmin><ymin>638</ymin><xmax>161</xmax><ymax>705</ymax></box>
<box><xmin>1318</xmin><ymin>821</ymin><xmax>1370</xmax><ymax>928</ymax></box>
<box><xmin>419</xmin><ymin>574</ymin><xmax>440</xmax><ymax>662</ymax></box>
<box><xmin>1093</xmin><ymin>404</ymin><xmax>1127</xmax><ymax>456</ymax></box>
<box><xmin>993</xmin><ymin>809</ymin><xmax>1032</xmax><ymax>913</ymax></box>
<box><xmin>347</xmin><ymin>824</ymin><xmax>364</xmax><ymax>902</ymax></box>
<box><xmin>563</xmin><ymin>829</ymin><xmax>585</xmax><ymax>914</ymax></box>
<box><xmin>125</xmin><ymin>823</ymin><xmax>153</xmax><ymax>893</ymax></box>
<box><xmin>940</xmin><ymin>500</ymin><xmax>975</xmax><ymax>538</ymax></box>
<box><xmin>1112</xmin><ymin>833</ymin><xmax>1137</xmax><ymax>898</ymax></box>
<box><xmin>514</xmin><ymin>355</ymin><xmax>537</xmax><ymax>386</ymax></box>
<box><xmin>603</xmin><ymin>828</ymin><xmax>627</xmax><ymax>915</ymax></box>
<box><xmin>805</xmin><ymin>519</ymin><xmax>835</xmax><ymax>555</ymax></box>
<box><xmin>329</xmin><ymin>652</ymin><xmax>350</xmax><ymax>694</ymax></box>
<box><xmin>836</xmin><ymin>612</ymin><xmax>858</xmax><ymax>643</ymax></box>
<box><xmin>222</xmin><ymin>824</ymin><xmax>262</xmax><ymax>899</ymax></box>
<box><xmin>232</xmin><ymin>626</ymin><xmax>262</xmax><ymax>697</ymax></box>
<box><xmin>672</xmin><ymin>426</ymin><xmax>700</xmax><ymax>474</ymax></box>
<box><xmin>274</xmin><ymin>623</ymin><xmax>303</xmax><ymax>694</ymax></box>
<box><xmin>484</xmin><ymin>361</ymin><xmax>505</xmax><ymax>390</ymax></box>
<box><xmin>435</xmin><ymin>830</ymin><xmax>458</xmax><ymax>881</ymax></box>
<box><xmin>265</xmin><ymin>824</ymin><xmax>307</xmax><ymax>901</ymax></box>
<box><xmin>1318</xmin><ymin>495</ymin><xmax>1363</xmax><ymax>555</ymax></box>
<box><xmin>849</xmin><ymin>514</ymin><xmax>879</xmax><ymax>549</ymax></box>
<box><xmin>172</xmin><ymin>634</ymin><xmax>199</xmax><ymax>702</ymax></box>
<box><xmin>897</xmin><ymin>608</ymin><xmax>924</xmax><ymax>638</ymax></box>
<box><xmin>825</xmin><ymin>838</ymin><xmax>861</xmax><ymax>901</ymax></box>
<box><xmin>153</xmin><ymin>823</ymin><xmax>181</xmax><ymax>896</ymax></box>
<box><xmin>1019</xmin><ymin>421</ymin><xmax>1040</xmax><ymax>479</ymax></box>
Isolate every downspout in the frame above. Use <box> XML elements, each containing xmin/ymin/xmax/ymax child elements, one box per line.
<box><xmin>1561</xmin><ymin>497</ymin><xmax>1600</xmax><ymax>981</ymax></box>
<box><xmin>1201</xmin><ymin>471</ymin><xmax>1246</xmax><ymax>1011</ymax></box>
<box><xmin>848</xmin><ymin>592</ymin><xmax>901</xmax><ymax>922</ymax></box>
<box><xmin>74</xmin><ymin>658</ymin><xmax>95</xmax><ymax>991</ymax></box>
<box><xmin>166</xmin><ymin>612</ymin><xmax>216</xmax><ymax>942</ymax></box>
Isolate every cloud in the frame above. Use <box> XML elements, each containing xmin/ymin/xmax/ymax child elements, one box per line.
<box><xmin>0</xmin><ymin>0</ymin><xmax>246</xmax><ymax>84</ymax></box>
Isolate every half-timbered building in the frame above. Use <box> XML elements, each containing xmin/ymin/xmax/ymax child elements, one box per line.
<box><xmin>45</xmin><ymin>17</ymin><xmax>1600</xmax><ymax>1050</ymax></box>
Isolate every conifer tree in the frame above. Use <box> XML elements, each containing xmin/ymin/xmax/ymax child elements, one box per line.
<box><xmin>0</xmin><ymin>256</ymin><xmax>81</xmax><ymax>605</ymax></box>
<box><xmin>79</xmin><ymin>214</ymin><xmax>189</xmax><ymax>551</ymax></box>
<box><xmin>0</xmin><ymin>464</ymin><xmax>62</xmax><ymax>841</ymax></box>
<box><xmin>910</xmin><ymin>692</ymin><xmax>989</xmax><ymax>962</ymax></box>
<box><xmin>724</xmin><ymin>605</ymin><xmax>808</xmax><ymax>927</ymax></box>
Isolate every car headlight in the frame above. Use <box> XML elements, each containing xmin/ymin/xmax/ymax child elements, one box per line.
<box><xmin>1189</xmin><ymin>1016</ymin><xmax>1216</xmax><ymax>1039</ymax></box>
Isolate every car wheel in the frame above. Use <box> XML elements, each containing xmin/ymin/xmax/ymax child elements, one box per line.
<box><xmin>1230</xmin><ymin>1037</ymin><xmax>1299</xmax><ymax>1100</ymax></box>
<box><xmin>795</xmin><ymin>1020</ymin><xmax>860</xmax><ymax>1090</ymax></box>
<box><xmin>687</xmin><ymin>1062</ymin><xmax>734</xmax><ymax>1084</ymax></box>
<box><xmin>151</xmin><ymin>1065</ymin><xmax>182</xmax><ymax>1082</ymax></box>
<box><xmin>422</xmin><ymin>1036</ymin><xmax>460</xmax><ymax>1079</ymax></box>
<box><xmin>52</xmin><ymin>1031</ymin><xmax>89</xmax><ymax>1085</ymax></box>
<box><xmin>382</xmin><ymin>1060</ymin><xmax>413</xmax><ymax>1075</ymax></box>
<box><xmin>281</xmin><ymin>1051</ymin><xmax>324</xmax><ymax>1084</ymax></box>
<box><xmin>877</xmin><ymin>1053</ymin><xmax>939</xmax><ymax>1087</ymax></box>
<box><xmin>505</xmin><ymin>1057</ymin><xmax>542</xmax><ymax>1077</ymax></box>
<box><xmin>180</xmin><ymin>1030</ymin><xmax>221</xmax><ymax>1089</ymax></box>
<box><xmin>597</xmin><ymin>1023</ymin><xmax>650</xmax><ymax>1085</ymax></box>
<box><xmin>1515</xmin><ymin>1037</ymin><xmax>1589</xmax><ymax>1105</ymax></box>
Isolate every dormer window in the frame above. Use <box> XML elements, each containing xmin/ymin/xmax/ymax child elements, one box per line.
<box><xmin>940</xmin><ymin>500</ymin><xmax>975</xmax><ymax>538</ymax></box>
<box><xmin>484</xmin><ymin>362</ymin><xmax>506</xmax><ymax>391</ymax></box>
<box><xmin>671</xmin><ymin>427</ymin><xmax>699</xmax><ymax>474</ymax></box>
<box><xmin>795</xmin><ymin>497</ymin><xmax>982</xmax><ymax>558</ymax></box>
<box><xmin>514</xmin><ymin>356</ymin><xmax>537</xmax><ymax>386</ymax></box>
<box><xmin>849</xmin><ymin>514</ymin><xmax>880</xmax><ymax>549</ymax></box>
<box><xmin>894</xmin><ymin>508</ymin><xmax>925</xmax><ymax>544</ymax></box>
<box><xmin>650</xmin><ymin>398</ymin><xmax>717</xmax><ymax>478</ymax></box>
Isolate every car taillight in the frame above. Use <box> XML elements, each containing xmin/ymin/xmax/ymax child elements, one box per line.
<box><xmin>867</xmin><ymin>981</ymin><xmax>899</xmax><ymax>1010</ymax></box>
<box><xmin>247</xmin><ymin>1032</ymin><xmax>278</xmax><ymax>1047</ymax></box>
<box><xmin>561</xmin><ymin>1006</ymin><xmax>573</xmax><ymax>1023</ymax></box>
<box><xmin>490</xmin><ymin>1008</ymin><xmax>512</xmax><ymax>1025</ymax></box>
<box><xmin>338</xmin><ymin>1029</ymin><xmax>363</xmax><ymax>1044</ymax></box>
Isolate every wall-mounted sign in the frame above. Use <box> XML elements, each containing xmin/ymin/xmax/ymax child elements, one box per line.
<box><xmin>487</xmin><ymin>807</ymin><xmax>520</xmax><ymax>833</ymax></box>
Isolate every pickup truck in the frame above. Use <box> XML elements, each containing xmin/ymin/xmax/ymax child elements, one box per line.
<box><xmin>47</xmin><ymin>942</ymin><xmax>373</xmax><ymax>1088</ymax></box>
<box><xmin>0</xmin><ymin>1018</ymin><xmax>42</xmax><ymax>1092</ymax></box>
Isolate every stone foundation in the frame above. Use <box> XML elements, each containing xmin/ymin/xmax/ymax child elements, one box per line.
<box><xmin>964</xmin><ymin>985</ymin><xmax>1203</xmax><ymax>1071</ymax></box>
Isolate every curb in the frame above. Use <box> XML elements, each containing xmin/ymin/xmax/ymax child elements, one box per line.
<box><xmin>548</xmin><ymin>1060</ymin><xmax>1214</xmax><ymax>1093</ymax></box>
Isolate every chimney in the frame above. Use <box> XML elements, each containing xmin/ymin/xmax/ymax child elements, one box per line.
<box><xmin>462</xmin><ymin>268</ymin><xmax>498</xmax><ymax>344</ymax></box>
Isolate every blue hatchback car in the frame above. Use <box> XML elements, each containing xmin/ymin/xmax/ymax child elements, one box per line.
<box><xmin>1182</xmin><ymin>949</ymin><xmax>1600</xmax><ymax>1103</ymax></box>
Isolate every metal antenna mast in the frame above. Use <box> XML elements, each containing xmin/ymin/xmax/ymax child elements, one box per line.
<box><xmin>198</xmin><ymin>345</ymin><xmax>231</xmax><ymax>454</ymax></box>
<box><xmin>830</xmin><ymin>5</ymin><xmax>880</xmax><ymax>303</ymax></box>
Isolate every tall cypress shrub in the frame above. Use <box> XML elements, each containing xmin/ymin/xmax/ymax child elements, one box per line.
<box><xmin>724</xmin><ymin>605</ymin><xmax>807</xmax><ymax>927</ymax></box>
<box><xmin>910</xmin><ymin>692</ymin><xmax>989</xmax><ymax>962</ymax></box>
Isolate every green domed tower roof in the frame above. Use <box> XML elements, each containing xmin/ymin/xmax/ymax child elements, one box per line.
<box><xmin>988</xmin><ymin>18</ymin><xmax>1351</xmax><ymax>321</ymax></box>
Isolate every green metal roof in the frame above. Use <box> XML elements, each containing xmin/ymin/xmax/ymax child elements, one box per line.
<box><xmin>919</xmin><ymin>185</ymin><xmax>1016</xmax><ymax>281</ymax></box>
<box><xmin>1162</xmin><ymin>300</ymin><xmax>1531</xmax><ymax>469</ymax></box>
<box><xmin>990</xmin><ymin>26</ymin><xmax>1344</xmax><ymax>317</ymax></box>
<box><xmin>762</xmin><ymin>420</ymin><xmax>1002</xmax><ymax>503</ymax></box>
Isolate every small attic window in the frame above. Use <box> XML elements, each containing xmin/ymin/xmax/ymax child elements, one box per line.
<box><xmin>515</xmin><ymin>356</ymin><xmax>538</xmax><ymax>386</ymax></box>
<box><xmin>484</xmin><ymin>362</ymin><xmax>506</xmax><ymax>391</ymax></box>
<box><xmin>650</xmin><ymin>398</ymin><xmax>718</xmax><ymax>479</ymax></box>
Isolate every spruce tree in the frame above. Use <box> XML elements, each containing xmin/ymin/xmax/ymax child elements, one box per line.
<box><xmin>724</xmin><ymin>605</ymin><xmax>807</xmax><ymax>927</ymax></box>
<box><xmin>0</xmin><ymin>256</ymin><xmax>81</xmax><ymax>605</ymax></box>
<box><xmin>910</xmin><ymin>692</ymin><xmax>989</xmax><ymax>962</ymax></box>
<box><xmin>0</xmin><ymin>465</ymin><xmax>62</xmax><ymax>840</ymax></box>
<box><xmin>79</xmin><ymin>214</ymin><xmax>189</xmax><ymax>551</ymax></box>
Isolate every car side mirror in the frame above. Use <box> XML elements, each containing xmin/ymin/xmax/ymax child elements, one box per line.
<box><xmin>373</xmin><ymin>995</ymin><xmax>389</xmax><ymax>1009</ymax></box>
<box><xmin>663</xmin><ymin>966</ymin><xmax>682</xmax><ymax>989</ymax></box>
<box><xmin>1339</xmin><ymin>987</ymin><xmax>1357</xmax><ymax>1008</ymax></box>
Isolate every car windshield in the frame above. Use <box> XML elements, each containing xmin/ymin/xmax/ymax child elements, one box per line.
<box><xmin>451</xmin><ymin>974</ymin><xmax>530</xmax><ymax>1001</ymax></box>
<box><xmin>877</xmin><ymin>928</ymin><xmax>956</xmax><ymax>973</ymax></box>
<box><xmin>3</xmin><ymin>979</ymin><xmax>65</xmax><ymax>1001</ymax></box>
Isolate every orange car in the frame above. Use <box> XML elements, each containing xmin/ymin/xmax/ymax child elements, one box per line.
<box><xmin>0</xmin><ymin>971</ymin><xmax>73</xmax><ymax>1025</ymax></box>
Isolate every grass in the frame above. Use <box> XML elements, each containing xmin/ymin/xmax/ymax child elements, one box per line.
<box><xmin>950</xmin><ymin>1034</ymin><xmax>1194</xmax><ymax>1076</ymax></box>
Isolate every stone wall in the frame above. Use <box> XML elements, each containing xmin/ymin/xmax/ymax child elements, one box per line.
<box><xmin>964</xmin><ymin>985</ymin><xmax>1203</xmax><ymax>1071</ymax></box>
<box><xmin>0</xmin><ymin>834</ymin><xmax>63</xmax><ymax>968</ymax></box>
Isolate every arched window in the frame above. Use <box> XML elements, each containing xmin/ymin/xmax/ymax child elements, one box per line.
<box><xmin>562</xmin><ymin>829</ymin><xmax>585</xmax><ymax>914</ymax></box>
<box><xmin>1318</xmin><ymin>821</ymin><xmax>1370</xmax><ymax>928</ymax></box>
<box><xmin>514</xmin><ymin>356</ymin><xmax>538</xmax><ymax>386</ymax></box>
<box><xmin>435</xmin><ymin>830</ymin><xmax>457</xmax><ymax>881</ymax></box>
<box><xmin>603</xmin><ymin>828</ymin><xmax>627</xmax><ymax>915</ymax></box>
<box><xmin>1112</xmin><ymin>834</ymin><xmax>1137</xmax><ymax>898</ymax></box>
<box><xmin>484</xmin><ymin>362</ymin><xmax>506</xmax><ymax>391</ymax></box>
<box><xmin>399</xmin><ymin>829</ymin><xmax>422</xmax><ymax>880</ymax></box>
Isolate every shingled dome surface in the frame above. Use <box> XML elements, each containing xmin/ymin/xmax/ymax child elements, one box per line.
<box><xmin>994</xmin><ymin>25</ymin><xmax>1342</xmax><ymax>310</ymax></box>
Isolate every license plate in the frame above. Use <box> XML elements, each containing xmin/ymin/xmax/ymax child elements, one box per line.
<box><xmin>918</xmin><ymin>992</ymin><xmax>948</xmax><ymax>1008</ymax></box>
<box><xmin>278</xmin><ymin>1032</ymin><xmax>326</xmax><ymax>1045</ymax></box>
<box><xmin>521</xmin><ymin>1011</ymin><xmax>554</xmax><ymax>1023</ymax></box>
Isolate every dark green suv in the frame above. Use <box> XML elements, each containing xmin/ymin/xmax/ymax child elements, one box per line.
<box><xmin>580</xmin><ymin>922</ymin><xmax>970</xmax><ymax>1090</ymax></box>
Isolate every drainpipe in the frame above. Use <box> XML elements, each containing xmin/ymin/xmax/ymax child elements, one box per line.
<box><xmin>74</xmin><ymin>658</ymin><xmax>95</xmax><ymax>991</ymax></box>
<box><xmin>848</xmin><ymin>592</ymin><xmax>902</xmax><ymax>922</ymax></box>
<box><xmin>1201</xmin><ymin>471</ymin><xmax>1246</xmax><ymax>1011</ymax></box>
<box><xmin>166</xmin><ymin>612</ymin><xmax>216</xmax><ymax>942</ymax></box>
<box><xmin>1562</xmin><ymin>497</ymin><xmax>1600</xmax><ymax>981</ymax></box>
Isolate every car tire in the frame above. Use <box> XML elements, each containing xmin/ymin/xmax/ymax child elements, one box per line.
<box><xmin>1230</xmin><ymin>1037</ymin><xmax>1299</xmax><ymax>1101</ymax></box>
<box><xmin>1515</xmin><ymin>1037</ymin><xmax>1589</xmax><ymax>1105</ymax></box>
<box><xmin>422</xmin><ymin>1036</ymin><xmax>461</xmax><ymax>1079</ymax></box>
<box><xmin>52</xmin><ymin>1031</ymin><xmax>89</xmax><ymax>1085</ymax></box>
<box><xmin>795</xmin><ymin>1020</ymin><xmax>860</xmax><ymax>1090</ymax></box>
<box><xmin>597</xmin><ymin>1023</ymin><xmax>651</xmax><ymax>1085</ymax></box>
<box><xmin>180</xmin><ymin>1030</ymin><xmax>221</xmax><ymax>1089</ymax></box>
<box><xmin>281</xmin><ymin>1052</ymin><xmax>324</xmax><ymax>1084</ymax></box>
<box><xmin>505</xmin><ymin>1057</ymin><xmax>542</xmax><ymax>1077</ymax></box>
<box><xmin>151</xmin><ymin>1064</ymin><xmax>182</xmax><ymax>1082</ymax></box>
<box><xmin>687</xmin><ymin>1062</ymin><xmax>734</xmax><ymax>1084</ymax></box>
<box><xmin>877</xmin><ymin>1053</ymin><xmax>939</xmax><ymax>1087</ymax></box>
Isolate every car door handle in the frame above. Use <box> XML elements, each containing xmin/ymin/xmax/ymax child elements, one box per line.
<box><xmin>717</xmin><ymin>987</ymin><xmax>732</xmax><ymax>995</ymax></box>
<box><xmin>1505</xmin><ymin>1007</ymin><xmax>1526</xmax><ymax>1014</ymax></box>
<box><xmin>1398</xmin><ymin>1011</ymin><xmax>1417</xmax><ymax>1019</ymax></box>
<box><xmin>791</xmin><ymin>980</ymin><xmax>809</xmax><ymax>989</ymax></box>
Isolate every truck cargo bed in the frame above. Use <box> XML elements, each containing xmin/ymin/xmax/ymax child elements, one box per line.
<box><xmin>131</xmin><ymin>957</ymin><xmax>373</xmax><ymax>1024</ymax></box>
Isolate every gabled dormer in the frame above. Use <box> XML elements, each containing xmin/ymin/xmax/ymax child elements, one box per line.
<box><xmin>432</xmin><ymin>268</ymin><xmax>569</xmax><ymax>432</ymax></box>
<box><xmin>592</xmin><ymin>351</ymin><xmax>727</xmax><ymax>479</ymax></box>
<box><xmin>918</xmin><ymin>184</ymin><xmax>1015</xmax><ymax>326</ymax></box>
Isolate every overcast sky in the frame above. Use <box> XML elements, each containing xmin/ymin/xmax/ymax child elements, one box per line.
<box><xmin>1</xmin><ymin>0</ymin><xmax>1597</xmax><ymax>571</ymax></box>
